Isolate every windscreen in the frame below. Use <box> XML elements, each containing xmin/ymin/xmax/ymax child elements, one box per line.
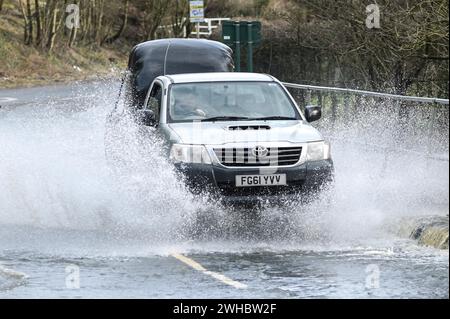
<box><xmin>168</xmin><ymin>82</ymin><xmax>300</xmax><ymax>123</ymax></box>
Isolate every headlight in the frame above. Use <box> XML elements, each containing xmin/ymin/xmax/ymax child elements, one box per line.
<box><xmin>169</xmin><ymin>144</ymin><xmax>212</xmax><ymax>164</ymax></box>
<box><xmin>307</xmin><ymin>141</ymin><xmax>331</xmax><ymax>161</ymax></box>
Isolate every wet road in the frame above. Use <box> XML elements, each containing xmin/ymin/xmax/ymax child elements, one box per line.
<box><xmin>0</xmin><ymin>81</ymin><xmax>448</xmax><ymax>298</ymax></box>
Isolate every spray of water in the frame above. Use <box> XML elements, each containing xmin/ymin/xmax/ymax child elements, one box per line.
<box><xmin>0</xmin><ymin>81</ymin><xmax>448</xmax><ymax>256</ymax></box>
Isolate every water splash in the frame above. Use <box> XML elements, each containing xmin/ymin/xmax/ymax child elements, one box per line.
<box><xmin>0</xmin><ymin>82</ymin><xmax>206</xmax><ymax>240</ymax></box>
<box><xmin>0</xmin><ymin>81</ymin><xmax>448</xmax><ymax>256</ymax></box>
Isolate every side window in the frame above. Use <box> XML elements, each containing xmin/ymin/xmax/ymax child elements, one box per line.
<box><xmin>146</xmin><ymin>83</ymin><xmax>163</xmax><ymax>119</ymax></box>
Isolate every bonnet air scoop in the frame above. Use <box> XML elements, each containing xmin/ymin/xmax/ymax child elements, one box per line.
<box><xmin>227</xmin><ymin>125</ymin><xmax>271</xmax><ymax>131</ymax></box>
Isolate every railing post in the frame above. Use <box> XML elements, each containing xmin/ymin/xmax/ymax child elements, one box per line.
<box><xmin>331</xmin><ymin>93</ymin><xmax>338</xmax><ymax>124</ymax></box>
<box><xmin>208</xmin><ymin>19</ymin><xmax>213</xmax><ymax>36</ymax></box>
<box><xmin>305</xmin><ymin>90</ymin><xmax>312</xmax><ymax>105</ymax></box>
<box><xmin>426</xmin><ymin>104</ymin><xmax>438</xmax><ymax>165</ymax></box>
<box><xmin>397</xmin><ymin>100</ymin><xmax>411</xmax><ymax>133</ymax></box>
<box><xmin>354</xmin><ymin>95</ymin><xmax>361</xmax><ymax>119</ymax></box>
<box><xmin>344</xmin><ymin>93</ymin><xmax>350</xmax><ymax>121</ymax></box>
<box><xmin>296</xmin><ymin>89</ymin><xmax>305</xmax><ymax>108</ymax></box>
<box><xmin>318</xmin><ymin>92</ymin><xmax>323</xmax><ymax>109</ymax></box>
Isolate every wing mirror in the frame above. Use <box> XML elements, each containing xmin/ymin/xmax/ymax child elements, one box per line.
<box><xmin>137</xmin><ymin>109</ymin><xmax>156</xmax><ymax>126</ymax></box>
<box><xmin>304</xmin><ymin>105</ymin><xmax>322</xmax><ymax>122</ymax></box>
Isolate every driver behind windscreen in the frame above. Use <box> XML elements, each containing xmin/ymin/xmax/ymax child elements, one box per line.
<box><xmin>173</xmin><ymin>87</ymin><xmax>206</xmax><ymax>118</ymax></box>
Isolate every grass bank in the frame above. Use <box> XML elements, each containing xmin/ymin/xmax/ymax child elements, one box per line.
<box><xmin>0</xmin><ymin>6</ymin><xmax>128</xmax><ymax>89</ymax></box>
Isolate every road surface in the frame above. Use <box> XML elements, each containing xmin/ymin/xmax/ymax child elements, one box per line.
<box><xmin>0</xmin><ymin>81</ymin><xmax>448</xmax><ymax>298</ymax></box>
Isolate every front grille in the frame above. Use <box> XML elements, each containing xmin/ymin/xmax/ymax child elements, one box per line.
<box><xmin>213</xmin><ymin>146</ymin><xmax>302</xmax><ymax>167</ymax></box>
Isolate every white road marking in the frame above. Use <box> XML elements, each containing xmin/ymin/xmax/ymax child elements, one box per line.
<box><xmin>0</xmin><ymin>264</ymin><xmax>28</xmax><ymax>280</ymax></box>
<box><xmin>0</xmin><ymin>94</ymin><xmax>97</xmax><ymax>104</ymax></box>
<box><xmin>0</xmin><ymin>97</ymin><xmax>18</xmax><ymax>103</ymax></box>
<box><xmin>171</xmin><ymin>253</ymin><xmax>248</xmax><ymax>289</ymax></box>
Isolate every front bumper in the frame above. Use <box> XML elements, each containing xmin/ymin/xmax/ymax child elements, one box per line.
<box><xmin>174</xmin><ymin>159</ymin><xmax>334</xmax><ymax>205</ymax></box>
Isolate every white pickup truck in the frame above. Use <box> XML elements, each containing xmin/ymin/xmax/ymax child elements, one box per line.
<box><xmin>107</xmin><ymin>39</ymin><xmax>334</xmax><ymax>206</ymax></box>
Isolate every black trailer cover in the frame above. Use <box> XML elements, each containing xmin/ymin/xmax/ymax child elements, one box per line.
<box><xmin>126</xmin><ymin>38</ymin><xmax>234</xmax><ymax>106</ymax></box>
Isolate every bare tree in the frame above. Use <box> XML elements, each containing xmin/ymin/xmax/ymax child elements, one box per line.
<box><xmin>278</xmin><ymin>0</ymin><xmax>449</xmax><ymax>96</ymax></box>
<box><xmin>34</xmin><ymin>0</ymin><xmax>42</xmax><ymax>45</ymax></box>
<box><xmin>25</xmin><ymin>0</ymin><xmax>33</xmax><ymax>44</ymax></box>
<box><xmin>104</xmin><ymin>0</ymin><xmax>129</xmax><ymax>44</ymax></box>
<box><xmin>93</xmin><ymin>0</ymin><xmax>105</xmax><ymax>44</ymax></box>
<box><xmin>170</xmin><ymin>0</ymin><xmax>190</xmax><ymax>38</ymax></box>
<box><xmin>46</xmin><ymin>0</ymin><xmax>59</xmax><ymax>51</ymax></box>
<box><xmin>18</xmin><ymin>0</ymin><xmax>31</xmax><ymax>44</ymax></box>
<box><xmin>79</xmin><ymin>0</ymin><xmax>93</xmax><ymax>42</ymax></box>
<box><xmin>142</xmin><ymin>0</ymin><xmax>170</xmax><ymax>40</ymax></box>
<box><xmin>68</xmin><ymin>0</ymin><xmax>79</xmax><ymax>47</ymax></box>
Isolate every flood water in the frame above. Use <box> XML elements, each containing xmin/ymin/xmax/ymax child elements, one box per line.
<box><xmin>0</xmin><ymin>81</ymin><xmax>448</xmax><ymax>298</ymax></box>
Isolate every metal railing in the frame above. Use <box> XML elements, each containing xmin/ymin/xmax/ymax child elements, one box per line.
<box><xmin>158</xmin><ymin>18</ymin><xmax>231</xmax><ymax>38</ymax></box>
<box><xmin>191</xmin><ymin>18</ymin><xmax>231</xmax><ymax>36</ymax></box>
<box><xmin>283</xmin><ymin>82</ymin><xmax>449</xmax><ymax>164</ymax></box>
<box><xmin>283</xmin><ymin>83</ymin><xmax>449</xmax><ymax>105</ymax></box>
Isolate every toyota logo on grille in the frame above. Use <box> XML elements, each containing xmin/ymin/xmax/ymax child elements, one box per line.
<box><xmin>252</xmin><ymin>146</ymin><xmax>269</xmax><ymax>158</ymax></box>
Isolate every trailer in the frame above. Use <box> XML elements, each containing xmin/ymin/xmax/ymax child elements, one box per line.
<box><xmin>125</xmin><ymin>38</ymin><xmax>234</xmax><ymax>107</ymax></box>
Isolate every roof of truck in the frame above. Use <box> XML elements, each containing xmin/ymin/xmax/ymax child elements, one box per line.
<box><xmin>163</xmin><ymin>72</ymin><xmax>275</xmax><ymax>84</ymax></box>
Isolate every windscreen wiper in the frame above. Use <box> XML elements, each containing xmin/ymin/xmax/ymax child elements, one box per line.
<box><xmin>201</xmin><ymin>116</ymin><xmax>250</xmax><ymax>122</ymax></box>
<box><xmin>250</xmin><ymin>116</ymin><xmax>299</xmax><ymax>121</ymax></box>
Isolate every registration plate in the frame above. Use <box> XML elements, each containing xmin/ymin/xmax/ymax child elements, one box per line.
<box><xmin>235</xmin><ymin>174</ymin><xmax>287</xmax><ymax>187</ymax></box>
